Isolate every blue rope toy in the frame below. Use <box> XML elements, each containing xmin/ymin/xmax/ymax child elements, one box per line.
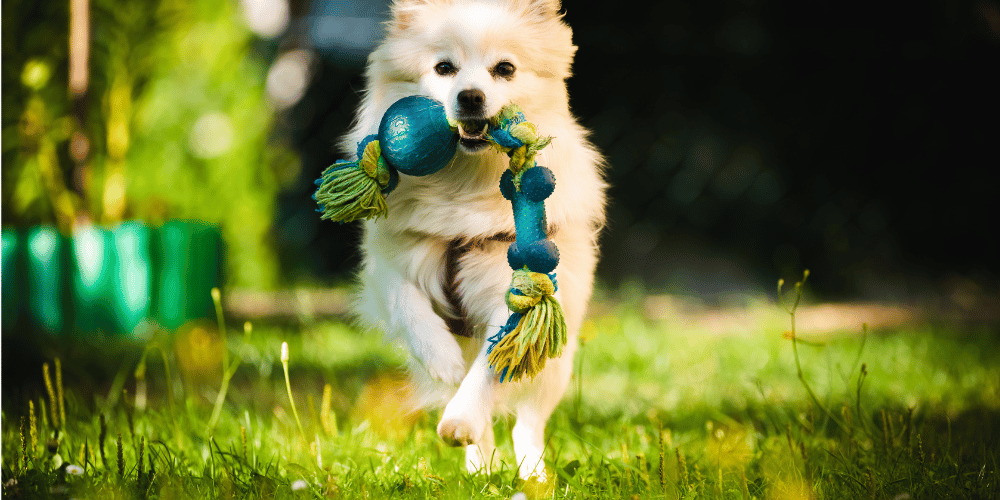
<box><xmin>314</xmin><ymin>96</ymin><xmax>564</xmax><ymax>382</ymax></box>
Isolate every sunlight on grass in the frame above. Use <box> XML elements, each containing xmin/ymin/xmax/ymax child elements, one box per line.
<box><xmin>581</xmin><ymin>302</ymin><xmax>999</xmax><ymax>418</ymax></box>
<box><xmin>3</xmin><ymin>286</ymin><xmax>999</xmax><ymax>498</ymax></box>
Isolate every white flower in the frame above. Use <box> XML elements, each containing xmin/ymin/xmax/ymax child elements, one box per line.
<box><xmin>291</xmin><ymin>479</ymin><xmax>308</xmax><ymax>491</ymax></box>
<box><xmin>66</xmin><ymin>464</ymin><xmax>84</xmax><ymax>476</ymax></box>
<box><xmin>512</xmin><ymin>493</ymin><xmax>528</xmax><ymax>500</ymax></box>
<box><xmin>281</xmin><ymin>342</ymin><xmax>290</xmax><ymax>363</ymax></box>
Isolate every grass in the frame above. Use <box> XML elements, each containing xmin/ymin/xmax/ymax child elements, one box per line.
<box><xmin>2</xmin><ymin>279</ymin><xmax>999</xmax><ymax>499</ymax></box>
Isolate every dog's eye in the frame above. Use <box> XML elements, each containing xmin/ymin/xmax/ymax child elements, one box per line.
<box><xmin>434</xmin><ymin>61</ymin><xmax>457</xmax><ymax>76</ymax></box>
<box><xmin>492</xmin><ymin>61</ymin><xmax>516</xmax><ymax>79</ymax></box>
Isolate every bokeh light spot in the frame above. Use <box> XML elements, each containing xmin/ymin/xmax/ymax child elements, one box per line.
<box><xmin>189</xmin><ymin>112</ymin><xmax>234</xmax><ymax>159</ymax></box>
<box><xmin>240</xmin><ymin>0</ymin><xmax>289</xmax><ymax>38</ymax></box>
<box><xmin>267</xmin><ymin>50</ymin><xmax>314</xmax><ymax>110</ymax></box>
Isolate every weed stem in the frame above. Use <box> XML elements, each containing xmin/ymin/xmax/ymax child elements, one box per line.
<box><xmin>281</xmin><ymin>342</ymin><xmax>308</xmax><ymax>443</ymax></box>
<box><xmin>782</xmin><ymin>271</ymin><xmax>850</xmax><ymax>435</ymax></box>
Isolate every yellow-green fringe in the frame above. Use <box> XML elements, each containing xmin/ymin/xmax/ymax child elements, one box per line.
<box><xmin>315</xmin><ymin>141</ymin><xmax>392</xmax><ymax>223</ymax></box>
<box><xmin>487</xmin><ymin>295</ymin><xmax>567</xmax><ymax>382</ymax></box>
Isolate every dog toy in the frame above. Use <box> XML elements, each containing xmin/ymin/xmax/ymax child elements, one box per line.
<box><xmin>314</xmin><ymin>96</ymin><xmax>565</xmax><ymax>382</ymax></box>
<box><xmin>483</xmin><ymin>106</ymin><xmax>564</xmax><ymax>382</ymax></box>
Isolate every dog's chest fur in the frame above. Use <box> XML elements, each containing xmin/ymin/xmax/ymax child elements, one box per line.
<box><xmin>438</xmin><ymin>225</ymin><xmax>555</xmax><ymax>337</ymax></box>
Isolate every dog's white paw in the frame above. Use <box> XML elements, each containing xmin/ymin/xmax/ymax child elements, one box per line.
<box><xmin>437</xmin><ymin>415</ymin><xmax>486</xmax><ymax>447</ymax></box>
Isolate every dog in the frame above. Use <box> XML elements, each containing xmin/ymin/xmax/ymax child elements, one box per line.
<box><xmin>344</xmin><ymin>0</ymin><xmax>606</xmax><ymax>480</ymax></box>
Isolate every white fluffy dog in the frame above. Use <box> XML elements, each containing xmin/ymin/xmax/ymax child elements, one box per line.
<box><xmin>345</xmin><ymin>0</ymin><xmax>606</xmax><ymax>480</ymax></box>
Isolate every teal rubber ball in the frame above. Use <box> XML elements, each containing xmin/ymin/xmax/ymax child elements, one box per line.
<box><xmin>379</xmin><ymin>96</ymin><xmax>458</xmax><ymax>177</ymax></box>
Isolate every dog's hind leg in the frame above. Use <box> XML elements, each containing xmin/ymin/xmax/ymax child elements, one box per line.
<box><xmin>512</xmin><ymin>337</ymin><xmax>578</xmax><ymax>481</ymax></box>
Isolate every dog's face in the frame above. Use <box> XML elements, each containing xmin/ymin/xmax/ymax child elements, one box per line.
<box><xmin>372</xmin><ymin>0</ymin><xmax>576</xmax><ymax>153</ymax></box>
<box><xmin>420</xmin><ymin>32</ymin><xmax>521</xmax><ymax>153</ymax></box>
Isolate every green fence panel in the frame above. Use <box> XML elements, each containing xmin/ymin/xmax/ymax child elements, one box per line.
<box><xmin>155</xmin><ymin>220</ymin><xmax>222</xmax><ymax>330</ymax></box>
<box><xmin>2</xmin><ymin>229</ymin><xmax>19</xmax><ymax>331</ymax></box>
<box><xmin>71</xmin><ymin>225</ymin><xmax>118</xmax><ymax>334</ymax></box>
<box><xmin>185</xmin><ymin>222</ymin><xmax>222</xmax><ymax>321</ymax></box>
<box><xmin>6</xmin><ymin>221</ymin><xmax>221</xmax><ymax>336</ymax></box>
<box><xmin>25</xmin><ymin>226</ymin><xmax>67</xmax><ymax>334</ymax></box>
<box><xmin>111</xmin><ymin>221</ymin><xmax>154</xmax><ymax>335</ymax></box>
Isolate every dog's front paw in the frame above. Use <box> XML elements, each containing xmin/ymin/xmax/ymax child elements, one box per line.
<box><xmin>437</xmin><ymin>415</ymin><xmax>486</xmax><ymax>447</ymax></box>
<box><xmin>416</xmin><ymin>338</ymin><xmax>466</xmax><ymax>385</ymax></box>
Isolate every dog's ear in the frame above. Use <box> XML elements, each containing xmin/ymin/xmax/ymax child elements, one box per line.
<box><xmin>388</xmin><ymin>0</ymin><xmax>563</xmax><ymax>33</ymax></box>
<box><xmin>387</xmin><ymin>0</ymin><xmax>435</xmax><ymax>32</ymax></box>
<box><xmin>525</xmin><ymin>0</ymin><xmax>562</xmax><ymax>19</ymax></box>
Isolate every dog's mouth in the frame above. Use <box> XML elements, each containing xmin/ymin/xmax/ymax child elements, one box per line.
<box><xmin>457</xmin><ymin>119</ymin><xmax>489</xmax><ymax>151</ymax></box>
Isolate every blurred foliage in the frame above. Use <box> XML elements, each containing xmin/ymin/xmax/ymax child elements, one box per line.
<box><xmin>2</xmin><ymin>0</ymin><xmax>299</xmax><ymax>288</ymax></box>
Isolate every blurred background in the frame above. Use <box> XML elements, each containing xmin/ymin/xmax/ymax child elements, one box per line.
<box><xmin>3</xmin><ymin>0</ymin><xmax>999</xmax><ymax>333</ymax></box>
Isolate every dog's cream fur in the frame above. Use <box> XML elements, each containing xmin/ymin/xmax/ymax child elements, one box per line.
<box><xmin>345</xmin><ymin>0</ymin><xmax>606</xmax><ymax>479</ymax></box>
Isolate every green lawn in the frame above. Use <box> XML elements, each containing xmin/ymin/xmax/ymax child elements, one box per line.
<box><xmin>3</xmin><ymin>285</ymin><xmax>999</xmax><ymax>499</ymax></box>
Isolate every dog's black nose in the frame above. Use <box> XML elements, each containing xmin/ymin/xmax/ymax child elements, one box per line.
<box><xmin>457</xmin><ymin>89</ymin><xmax>486</xmax><ymax>113</ymax></box>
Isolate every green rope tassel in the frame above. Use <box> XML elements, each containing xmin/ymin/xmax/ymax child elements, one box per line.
<box><xmin>487</xmin><ymin>270</ymin><xmax>567</xmax><ymax>382</ymax></box>
<box><xmin>314</xmin><ymin>138</ymin><xmax>396</xmax><ymax>223</ymax></box>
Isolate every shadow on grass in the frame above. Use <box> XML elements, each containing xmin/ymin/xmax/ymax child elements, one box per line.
<box><xmin>1</xmin><ymin>319</ymin><xmax>401</xmax><ymax>422</ymax></box>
